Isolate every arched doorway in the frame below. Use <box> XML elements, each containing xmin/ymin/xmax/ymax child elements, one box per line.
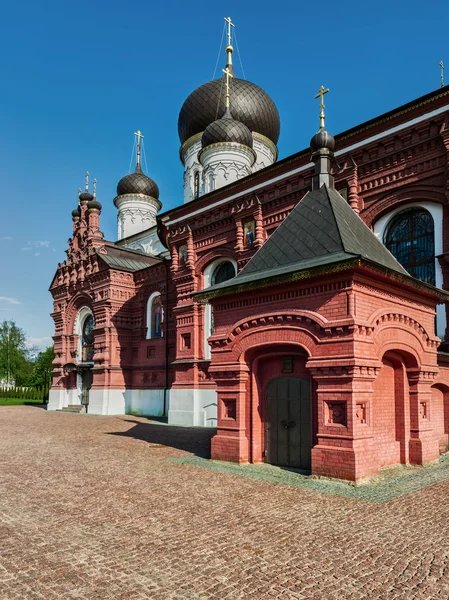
<box><xmin>265</xmin><ymin>376</ymin><xmax>311</xmax><ymax>470</ymax></box>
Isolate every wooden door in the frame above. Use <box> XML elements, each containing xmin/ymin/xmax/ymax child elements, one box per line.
<box><xmin>81</xmin><ymin>369</ymin><xmax>93</xmax><ymax>407</ymax></box>
<box><xmin>265</xmin><ymin>376</ymin><xmax>311</xmax><ymax>470</ymax></box>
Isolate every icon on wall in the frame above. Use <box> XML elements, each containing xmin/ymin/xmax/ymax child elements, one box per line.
<box><xmin>244</xmin><ymin>221</ymin><xmax>255</xmax><ymax>246</ymax></box>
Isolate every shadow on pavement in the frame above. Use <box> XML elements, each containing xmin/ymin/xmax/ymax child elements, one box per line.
<box><xmin>106</xmin><ymin>420</ymin><xmax>216</xmax><ymax>458</ymax></box>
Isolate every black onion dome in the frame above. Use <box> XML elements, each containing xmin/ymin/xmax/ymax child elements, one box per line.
<box><xmin>116</xmin><ymin>164</ymin><xmax>159</xmax><ymax>199</ymax></box>
<box><xmin>310</xmin><ymin>129</ymin><xmax>335</xmax><ymax>153</ymax></box>
<box><xmin>72</xmin><ymin>208</ymin><xmax>80</xmax><ymax>218</ymax></box>
<box><xmin>179</xmin><ymin>77</ymin><xmax>280</xmax><ymax>145</ymax></box>
<box><xmin>202</xmin><ymin>112</ymin><xmax>253</xmax><ymax>149</ymax></box>
<box><xmin>79</xmin><ymin>192</ymin><xmax>93</xmax><ymax>202</ymax></box>
<box><xmin>87</xmin><ymin>199</ymin><xmax>102</xmax><ymax>211</ymax></box>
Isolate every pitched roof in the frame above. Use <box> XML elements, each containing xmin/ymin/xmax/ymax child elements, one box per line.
<box><xmin>97</xmin><ymin>246</ymin><xmax>163</xmax><ymax>272</ymax></box>
<box><xmin>197</xmin><ymin>184</ymin><xmax>409</xmax><ymax>297</ymax></box>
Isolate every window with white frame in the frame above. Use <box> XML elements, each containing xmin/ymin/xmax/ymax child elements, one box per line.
<box><xmin>146</xmin><ymin>292</ymin><xmax>164</xmax><ymax>339</ymax></box>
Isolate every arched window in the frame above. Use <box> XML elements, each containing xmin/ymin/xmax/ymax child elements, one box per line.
<box><xmin>385</xmin><ymin>209</ymin><xmax>435</xmax><ymax>285</ymax></box>
<box><xmin>194</xmin><ymin>171</ymin><xmax>200</xmax><ymax>199</ymax></box>
<box><xmin>211</xmin><ymin>261</ymin><xmax>236</xmax><ymax>285</ymax></box>
<box><xmin>81</xmin><ymin>314</ymin><xmax>95</xmax><ymax>362</ymax></box>
<box><xmin>146</xmin><ymin>292</ymin><xmax>163</xmax><ymax>339</ymax></box>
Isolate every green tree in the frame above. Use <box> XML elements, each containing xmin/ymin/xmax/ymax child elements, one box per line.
<box><xmin>29</xmin><ymin>346</ymin><xmax>54</xmax><ymax>390</ymax></box>
<box><xmin>0</xmin><ymin>321</ymin><xmax>29</xmax><ymax>386</ymax></box>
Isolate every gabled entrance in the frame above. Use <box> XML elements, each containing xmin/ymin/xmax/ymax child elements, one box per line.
<box><xmin>265</xmin><ymin>376</ymin><xmax>311</xmax><ymax>470</ymax></box>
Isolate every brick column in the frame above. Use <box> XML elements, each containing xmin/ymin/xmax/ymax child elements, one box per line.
<box><xmin>347</xmin><ymin>166</ymin><xmax>359</xmax><ymax>214</ymax></box>
<box><xmin>308</xmin><ymin>361</ymin><xmax>380</xmax><ymax>481</ymax></box>
<box><xmin>210</xmin><ymin>363</ymin><xmax>250</xmax><ymax>463</ymax></box>
<box><xmin>408</xmin><ymin>369</ymin><xmax>439</xmax><ymax>465</ymax></box>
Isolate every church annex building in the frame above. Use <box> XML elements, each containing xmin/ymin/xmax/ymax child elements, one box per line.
<box><xmin>49</xmin><ymin>20</ymin><xmax>449</xmax><ymax>481</ymax></box>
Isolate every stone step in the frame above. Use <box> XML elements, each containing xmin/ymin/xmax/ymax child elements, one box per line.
<box><xmin>57</xmin><ymin>405</ymin><xmax>84</xmax><ymax>413</ymax></box>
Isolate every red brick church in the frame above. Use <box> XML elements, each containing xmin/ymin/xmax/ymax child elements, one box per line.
<box><xmin>49</xmin><ymin>19</ymin><xmax>449</xmax><ymax>481</ymax></box>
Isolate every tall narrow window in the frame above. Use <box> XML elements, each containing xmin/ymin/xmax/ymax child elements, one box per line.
<box><xmin>81</xmin><ymin>315</ymin><xmax>95</xmax><ymax>362</ymax></box>
<box><xmin>194</xmin><ymin>171</ymin><xmax>200</xmax><ymax>199</ymax></box>
<box><xmin>385</xmin><ymin>209</ymin><xmax>435</xmax><ymax>285</ymax></box>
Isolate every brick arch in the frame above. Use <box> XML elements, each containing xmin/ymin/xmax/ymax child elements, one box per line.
<box><xmin>363</xmin><ymin>186</ymin><xmax>446</xmax><ymax>226</ymax></box>
<box><xmin>195</xmin><ymin>247</ymin><xmax>237</xmax><ymax>276</ymax></box>
<box><xmin>373</xmin><ymin>326</ymin><xmax>428</xmax><ymax>367</ymax></box>
<box><xmin>65</xmin><ymin>293</ymin><xmax>95</xmax><ymax>335</ymax></box>
<box><xmin>230</xmin><ymin>325</ymin><xmax>320</xmax><ymax>362</ymax></box>
<box><xmin>368</xmin><ymin>309</ymin><xmax>438</xmax><ymax>351</ymax></box>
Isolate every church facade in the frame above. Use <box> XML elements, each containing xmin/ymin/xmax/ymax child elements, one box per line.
<box><xmin>49</xmin><ymin>21</ymin><xmax>449</xmax><ymax>481</ymax></box>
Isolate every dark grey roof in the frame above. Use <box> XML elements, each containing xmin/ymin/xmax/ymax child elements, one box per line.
<box><xmin>116</xmin><ymin>164</ymin><xmax>159</xmax><ymax>199</ymax></box>
<box><xmin>97</xmin><ymin>246</ymin><xmax>162</xmax><ymax>272</ymax></box>
<box><xmin>178</xmin><ymin>76</ymin><xmax>280</xmax><ymax>145</ymax></box>
<box><xmin>199</xmin><ymin>185</ymin><xmax>409</xmax><ymax>296</ymax></box>
<box><xmin>202</xmin><ymin>113</ymin><xmax>253</xmax><ymax>149</ymax></box>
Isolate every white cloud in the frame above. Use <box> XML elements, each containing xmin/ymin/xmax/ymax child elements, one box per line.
<box><xmin>27</xmin><ymin>336</ymin><xmax>53</xmax><ymax>350</ymax></box>
<box><xmin>0</xmin><ymin>296</ymin><xmax>20</xmax><ymax>305</ymax></box>
<box><xmin>21</xmin><ymin>247</ymin><xmax>31</xmax><ymax>251</ymax></box>
<box><xmin>0</xmin><ymin>236</ymin><xmax>13</xmax><ymax>241</ymax></box>
<box><xmin>29</xmin><ymin>240</ymin><xmax>50</xmax><ymax>248</ymax></box>
<box><xmin>34</xmin><ymin>252</ymin><xmax>40</xmax><ymax>256</ymax></box>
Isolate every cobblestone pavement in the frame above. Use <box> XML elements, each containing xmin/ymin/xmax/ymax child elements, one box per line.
<box><xmin>1</xmin><ymin>407</ymin><xmax>449</xmax><ymax>599</ymax></box>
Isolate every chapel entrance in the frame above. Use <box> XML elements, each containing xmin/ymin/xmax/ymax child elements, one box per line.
<box><xmin>80</xmin><ymin>368</ymin><xmax>93</xmax><ymax>411</ymax></box>
<box><xmin>265</xmin><ymin>376</ymin><xmax>311</xmax><ymax>470</ymax></box>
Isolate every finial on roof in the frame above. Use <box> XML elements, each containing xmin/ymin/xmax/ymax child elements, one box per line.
<box><xmin>314</xmin><ymin>85</ymin><xmax>329</xmax><ymax>130</ymax></box>
<box><xmin>93</xmin><ymin>178</ymin><xmax>97</xmax><ymax>199</ymax></box>
<box><xmin>224</xmin><ymin>16</ymin><xmax>235</xmax><ymax>74</ymax></box>
<box><xmin>78</xmin><ymin>188</ymin><xmax>82</xmax><ymax>205</ymax></box>
<box><xmin>85</xmin><ymin>171</ymin><xmax>89</xmax><ymax>192</ymax></box>
<box><xmin>134</xmin><ymin>130</ymin><xmax>144</xmax><ymax>170</ymax></box>
<box><xmin>222</xmin><ymin>65</ymin><xmax>234</xmax><ymax>112</ymax></box>
<box><xmin>441</xmin><ymin>61</ymin><xmax>445</xmax><ymax>88</ymax></box>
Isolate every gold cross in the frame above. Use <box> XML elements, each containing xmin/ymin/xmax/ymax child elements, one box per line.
<box><xmin>441</xmin><ymin>61</ymin><xmax>445</xmax><ymax>88</ymax></box>
<box><xmin>134</xmin><ymin>130</ymin><xmax>144</xmax><ymax>166</ymax></box>
<box><xmin>85</xmin><ymin>171</ymin><xmax>89</xmax><ymax>192</ymax></box>
<box><xmin>222</xmin><ymin>66</ymin><xmax>234</xmax><ymax>109</ymax></box>
<box><xmin>314</xmin><ymin>85</ymin><xmax>330</xmax><ymax>129</ymax></box>
<box><xmin>224</xmin><ymin>16</ymin><xmax>234</xmax><ymax>47</ymax></box>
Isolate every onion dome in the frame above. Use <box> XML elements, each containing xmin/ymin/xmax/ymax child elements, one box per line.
<box><xmin>72</xmin><ymin>208</ymin><xmax>80</xmax><ymax>218</ymax></box>
<box><xmin>179</xmin><ymin>77</ymin><xmax>280</xmax><ymax>145</ymax></box>
<box><xmin>202</xmin><ymin>109</ymin><xmax>253</xmax><ymax>149</ymax></box>
<box><xmin>79</xmin><ymin>191</ymin><xmax>93</xmax><ymax>203</ymax></box>
<box><xmin>310</xmin><ymin>128</ymin><xmax>335</xmax><ymax>154</ymax></box>
<box><xmin>116</xmin><ymin>163</ymin><xmax>160</xmax><ymax>199</ymax></box>
<box><xmin>87</xmin><ymin>199</ymin><xmax>102</xmax><ymax>211</ymax></box>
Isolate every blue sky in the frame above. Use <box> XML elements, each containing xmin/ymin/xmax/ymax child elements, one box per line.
<box><xmin>0</xmin><ymin>0</ymin><xmax>447</xmax><ymax>350</ymax></box>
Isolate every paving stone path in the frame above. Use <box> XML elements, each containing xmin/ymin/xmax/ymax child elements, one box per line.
<box><xmin>1</xmin><ymin>406</ymin><xmax>449</xmax><ymax>599</ymax></box>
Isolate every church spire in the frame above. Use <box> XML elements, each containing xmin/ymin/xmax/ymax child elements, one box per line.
<box><xmin>310</xmin><ymin>85</ymin><xmax>335</xmax><ymax>190</ymax></box>
<box><xmin>224</xmin><ymin>16</ymin><xmax>235</xmax><ymax>76</ymax></box>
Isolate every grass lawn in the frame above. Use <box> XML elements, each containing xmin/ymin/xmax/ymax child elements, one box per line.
<box><xmin>0</xmin><ymin>398</ymin><xmax>46</xmax><ymax>406</ymax></box>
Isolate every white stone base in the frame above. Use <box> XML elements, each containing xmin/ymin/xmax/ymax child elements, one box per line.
<box><xmin>168</xmin><ymin>389</ymin><xmax>217</xmax><ymax>427</ymax></box>
<box><xmin>125</xmin><ymin>389</ymin><xmax>167</xmax><ymax>417</ymax></box>
<box><xmin>48</xmin><ymin>388</ymin><xmax>79</xmax><ymax>411</ymax></box>
<box><xmin>48</xmin><ymin>388</ymin><xmax>168</xmax><ymax>417</ymax></box>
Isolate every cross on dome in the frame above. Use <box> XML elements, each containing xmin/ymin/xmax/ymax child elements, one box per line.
<box><xmin>134</xmin><ymin>130</ymin><xmax>144</xmax><ymax>167</ymax></box>
<box><xmin>314</xmin><ymin>85</ymin><xmax>329</xmax><ymax>130</ymax></box>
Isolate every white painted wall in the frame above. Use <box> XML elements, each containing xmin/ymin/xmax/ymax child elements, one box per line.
<box><xmin>115</xmin><ymin>194</ymin><xmax>161</xmax><ymax>240</ymax></box>
<box><xmin>168</xmin><ymin>388</ymin><xmax>217</xmax><ymax>427</ymax></box>
<box><xmin>122</xmin><ymin>224</ymin><xmax>169</xmax><ymax>257</ymax></box>
<box><xmin>373</xmin><ymin>202</ymin><xmax>445</xmax><ymax>338</ymax></box>
<box><xmin>199</xmin><ymin>143</ymin><xmax>255</xmax><ymax>193</ymax></box>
